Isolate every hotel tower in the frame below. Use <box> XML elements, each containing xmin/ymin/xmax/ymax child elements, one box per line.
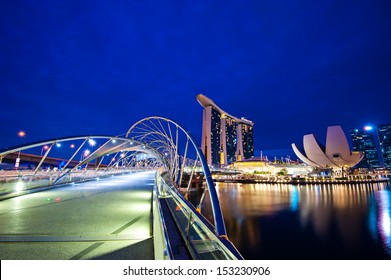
<box><xmin>197</xmin><ymin>94</ymin><xmax>254</xmax><ymax>166</ymax></box>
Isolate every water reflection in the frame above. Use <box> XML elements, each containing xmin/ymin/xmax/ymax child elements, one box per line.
<box><xmin>203</xmin><ymin>182</ymin><xmax>391</xmax><ymax>259</ymax></box>
<box><xmin>376</xmin><ymin>191</ymin><xmax>391</xmax><ymax>255</ymax></box>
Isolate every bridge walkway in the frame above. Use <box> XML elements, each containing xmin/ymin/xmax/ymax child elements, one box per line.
<box><xmin>0</xmin><ymin>172</ymin><xmax>155</xmax><ymax>260</ymax></box>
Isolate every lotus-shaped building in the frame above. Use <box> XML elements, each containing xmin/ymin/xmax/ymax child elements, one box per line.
<box><xmin>291</xmin><ymin>126</ymin><xmax>363</xmax><ymax>169</ymax></box>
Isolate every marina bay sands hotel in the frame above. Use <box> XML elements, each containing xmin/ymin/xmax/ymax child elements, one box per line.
<box><xmin>197</xmin><ymin>94</ymin><xmax>254</xmax><ymax>166</ymax></box>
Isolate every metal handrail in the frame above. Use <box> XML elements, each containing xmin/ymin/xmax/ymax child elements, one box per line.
<box><xmin>153</xmin><ymin>172</ymin><xmax>174</xmax><ymax>259</ymax></box>
<box><xmin>155</xmin><ymin>172</ymin><xmax>243</xmax><ymax>260</ymax></box>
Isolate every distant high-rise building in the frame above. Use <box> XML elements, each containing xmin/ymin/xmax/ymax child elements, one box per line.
<box><xmin>378</xmin><ymin>124</ymin><xmax>391</xmax><ymax>168</ymax></box>
<box><xmin>350</xmin><ymin>126</ymin><xmax>382</xmax><ymax>169</ymax></box>
<box><xmin>197</xmin><ymin>94</ymin><xmax>254</xmax><ymax>166</ymax></box>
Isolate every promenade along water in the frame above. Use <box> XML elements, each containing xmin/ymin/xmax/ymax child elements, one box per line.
<box><xmin>209</xmin><ymin>181</ymin><xmax>391</xmax><ymax>259</ymax></box>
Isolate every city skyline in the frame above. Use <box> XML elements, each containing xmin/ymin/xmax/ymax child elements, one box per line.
<box><xmin>1</xmin><ymin>1</ymin><xmax>390</xmax><ymax>155</ymax></box>
<box><xmin>350</xmin><ymin>124</ymin><xmax>391</xmax><ymax>169</ymax></box>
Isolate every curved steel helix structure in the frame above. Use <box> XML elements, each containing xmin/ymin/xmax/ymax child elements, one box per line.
<box><xmin>126</xmin><ymin>116</ymin><xmax>227</xmax><ymax>236</ymax></box>
<box><xmin>0</xmin><ymin>135</ymin><xmax>163</xmax><ymax>189</ymax></box>
<box><xmin>0</xmin><ymin>117</ymin><xmax>227</xmax><ymax>234</ymax></box>
<box><xmin>0</xmin><ymin>116</ymin><xmax>242</xmax><ymax>259</ymax></box>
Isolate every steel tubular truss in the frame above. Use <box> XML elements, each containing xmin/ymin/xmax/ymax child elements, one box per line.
<box><xmin>0</xmin><ymin>135</ymin><xmax>165</xmax><ymax>187</ymax></box>
<box><xmin>126</xmin><ymin>116</ymin><xmax>227</xmax><ymax>236</ymax></box>
<box><xmin>0</xmin><ymin>116</ymin><xmax>227</xmax><ymax>237</ymax></box>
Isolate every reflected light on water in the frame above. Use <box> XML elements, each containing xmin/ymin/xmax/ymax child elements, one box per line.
<box><xmin>290</xmin><ymin>186</ymin><xmax>299</xmax><ymax>211</ymax></box>
<box><xmin>377</xmin><ymin>191</ymin><xmax>391</xmax><ymax>253</ymax></box>
<box><xmin>212</xmin><ymin>181</ymin><xmax>391</xmax><ymax>259</ymax></box>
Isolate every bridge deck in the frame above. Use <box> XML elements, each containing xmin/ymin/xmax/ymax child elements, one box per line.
<box><xmin>0</xmin><ymin>172</ymin><xmax>155</xmax><ymax>260</ymax></box>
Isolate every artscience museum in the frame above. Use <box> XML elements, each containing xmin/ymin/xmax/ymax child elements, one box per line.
<box><xmin>291</xmin><ymin>125</ymin><xmax>363</xmax><ymax>171</ymax></box>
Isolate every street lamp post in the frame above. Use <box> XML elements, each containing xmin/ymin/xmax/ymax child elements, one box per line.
<box><xmin>81</xmin><ymin>149</ymin><xmax>91</xmax><ymax>170</ymax></box>
<box><xmin>16</xmin><ymin>131</ymin><xmax>26</xmax><ymax>169</ymax></box>
<box><xmin>81</xmin><ymin>149</ymin><xmax>90</xmax><ymax>161</ymax></box>
<box><xmin>41</xmin><ymin>145</ymin><xmax>49</xmax><ymax>156</ymax></box>
<box><xmin>18</xmin><ymin>131</ymin><xmax>26</xmax><ymax>139</ymax></box>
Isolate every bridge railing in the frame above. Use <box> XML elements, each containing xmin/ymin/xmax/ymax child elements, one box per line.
<box><xmin>154</xmin><ymin>172</ymin><xmax>243</xmax><ymax>260</ymax></box>
<box><xmin>0</xmin><ymin>168</ymin><xmax>149</xmax><ymax>199</ymax></box>
<box><xmin>0</xmin><ymin>135</ymin><xmax>164</xmax><ymax>199</ymax></box>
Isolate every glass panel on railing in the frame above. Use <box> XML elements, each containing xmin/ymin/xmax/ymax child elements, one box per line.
<box><xmin>157</xmin><ymin>174</ymin><xmax>239</xmax><ymax>260</ymax></box>
<box><xmin>187</xmin><ymin>219</ymin><xmax>230</xmax><ymax>260</ymax></box>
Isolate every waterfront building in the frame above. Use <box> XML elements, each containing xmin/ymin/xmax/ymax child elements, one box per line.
<box><xmin>197</xmin><ymin>94</ymin><xmax>254</xmax><ymax>166</ymax></box>
<box><xmin>229</xmin><ymin>158</ymin><xmax>310</xmax><ymax>176</ymax></box>
<box><xmin>350</xmin><ymin>126</ymin><xmax>382</xmax><ymax>169</ymax></box>
<box><xmin>291</xmin><ymin>125</ymin><xmax>363</xmax><ymax>173</ymax></box>
<box><xmin>378</xmin><ymin>124</ymin><xmax>391</xmax><ymax>169</ymax></box>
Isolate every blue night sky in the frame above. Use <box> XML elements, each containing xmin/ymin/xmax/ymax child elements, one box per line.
<box><xmin>1</xmin><ymin>0</ymin><xmax>391</xmax><ymax>156</ymax></box>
